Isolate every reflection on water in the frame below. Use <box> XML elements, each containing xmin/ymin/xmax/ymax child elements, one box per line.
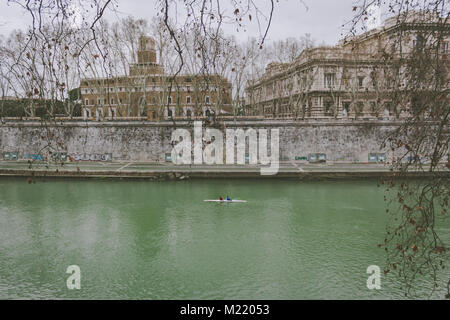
<box><xmin>0</xmin><ymin>178</ymin><xmax>448</xmax><ymax>299</ymax></box>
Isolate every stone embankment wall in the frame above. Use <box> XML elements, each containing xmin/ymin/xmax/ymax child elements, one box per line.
<box><xmin>0</xmin><ymin>120</ymin><xmax>398</xmax><ymax>163</ymax></box>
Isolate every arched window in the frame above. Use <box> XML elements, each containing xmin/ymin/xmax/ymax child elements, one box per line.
<box><xmin>96</xmin><ymin>108</ymin><xmax>103</xmax><ymax>120</ymax></box>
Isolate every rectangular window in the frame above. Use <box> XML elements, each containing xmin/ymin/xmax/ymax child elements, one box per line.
<box><xmin>414</xmin><ymin>35</ymin><xmax>424</xmax><ymax>49</ymax></box>
<box><xmin>343</xmin><ymin>102</ymin><xmax>350</xmax><ymax>113</ymax></box>
<box><xmin>119</xmin><ymin>98</ymin><xmax>123</xmax><ymax>104</ymax></box>
<box><xmin>324</xmin><ymin>101</ymin><xmax>332</xmax><ymax>114</ymax></box>
<box><xmin>85</xmin><ymin>99</ymin><xmax>89</xmax><ymax>105</ymax></box>
<box><xmin>368</xmin><ymin>153</ymin><xmax>378</xmax><ymax>162</ymax></box>
<box><xmin>385</xmin><ymin>101</ymin><xmax>392</xmax><ymax>111</ymax></box>
<box><xmin>205</xmin><ymin>96</ymin><xmax>210</xmax><ymax>104</ymax></box>
<box><xmin>302</xmin><ymin>76</ymin><xmax>307</xmax><ymax>88</ymax></box>
<box><xmin>441</xmin><ymin>41</ymin><xmax>449</xmax><ymax>53</ymax></box>
<box><xmin>110</xmin><ymin>98</ymin><xmax>114</xmax><ymax>105</ymax></box>
<box><xmin>168</xmin><ymin>96</ymin><xmax>172</xmax><ymax>104</ymax></box>
<box><xmin>186</xmin><ymin>96</ymin><xmax>191</xmax><ymax>104</ymax></box>
<box><xmin>97</xmin><ymin>98</ymin><xmax>101</xmax><ymax>105</ymax></box>
<box><xmin>357</xmin><ymin>101</ymin><xmax>364</xmax><ymax>114</ymax></box>
<box><xmin>324</xmin><ymin>73</ymin><xmax>335</xmax><ymax>88</ymax></box>
<box><xmin>358</xmin><ymin>77</ymin><xmax>364</xmax><ymax>88</ymax></box>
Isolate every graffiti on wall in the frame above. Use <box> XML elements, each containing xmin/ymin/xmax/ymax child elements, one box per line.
<box><xmin>2</xmin><ymin>151</ymin><xmax>112</xmax><ymax>162</ymax></box>
<box><xmin>23</xmin><ymin>153</ymin><xmax>44</xmax><ymax>161</ymax></box>
<box><xmin>68</xmin><ymin>153</ymin><xmax>113</xmax><ymax>162</ymax></box>
<box><xmin>51</xmin><ymin>152</ymin><xmax>67</xmax><ymax>162</ymax></box>
<box><xmin>3</xmin><ymin>152</ymin><xmax>19</xmax><ymax>160</ymax></box>
<box><xmin>369</xmin><ymin>153</ymin><xmax>386</xmax><ymax>163</ymax></box>
<box><xmin>308</xmin><ymin>153</ymin><xmax>326</xmax><ymax>163</ymax></box>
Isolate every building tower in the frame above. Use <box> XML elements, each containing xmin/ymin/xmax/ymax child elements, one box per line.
<box><xmin>137</xmin><ymin>36</ymin><xmax>157</xmax><ymax>64</ymax></box>
<box><xmin>129</xmin><ymin>36</ymin><xmax>163</xmax><ymax>75</ymax></box>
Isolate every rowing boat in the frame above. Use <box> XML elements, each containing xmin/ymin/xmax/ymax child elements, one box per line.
<box><xmin>204</xmin><ymin>200</ymin><xmax>247</xmax><ymax>203</ymax></box>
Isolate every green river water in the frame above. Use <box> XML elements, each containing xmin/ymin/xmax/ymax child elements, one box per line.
<box><xmin>0</xmin><ymin>178</ymin><xmax>448</xmax><ymax>299</ymax></box>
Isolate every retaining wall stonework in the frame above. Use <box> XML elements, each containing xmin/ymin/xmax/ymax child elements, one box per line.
<box><xmin>0</xmin><ymin>120</ymin><xmax>398</xmax><ymax>163</ymax></box>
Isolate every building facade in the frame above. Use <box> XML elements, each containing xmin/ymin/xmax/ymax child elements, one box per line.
<box><xmin>245</xmin><ymin>11</ymin><xmax>449</xmax><ymax>120</ymax></box>
<box><xmin>81</xmin><ymin>36</ymin><xmax>232</xmax><ymax>120</ymax></box>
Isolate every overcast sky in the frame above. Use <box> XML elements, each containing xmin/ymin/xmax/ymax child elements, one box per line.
<box><xmin>0</xmin><ymin>0</ymin><xmax>371</xmax><ymax>46</ymax></box>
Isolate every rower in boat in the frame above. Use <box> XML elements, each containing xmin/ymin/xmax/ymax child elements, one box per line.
<box><xmin>204</xmin><ymin>199</ymin><xmax>246</xmax><ymax>203</ymax></box>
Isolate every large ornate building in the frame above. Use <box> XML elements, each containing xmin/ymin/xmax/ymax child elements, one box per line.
<box><xmin>244</xmin><ymin>11</ymin><xmax>449</xmax><ymax>119</ymax></box>
<box><xmin>81</xmin><ymin>36</ymin><xmax>232</xmax><ymax>120</ymax></box>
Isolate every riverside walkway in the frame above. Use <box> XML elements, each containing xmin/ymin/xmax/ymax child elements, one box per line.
<box><xmin>0</xmin><ymin>161</ymin><xmax>447</xmax><ymax>180</ymax></box>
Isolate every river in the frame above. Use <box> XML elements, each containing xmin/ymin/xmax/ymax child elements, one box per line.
<box><xmin>0</xmin><ymin>178</ymin><xmax>448</xmax><ymax>299</ymax></box>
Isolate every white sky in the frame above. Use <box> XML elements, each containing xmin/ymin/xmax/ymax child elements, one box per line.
<box><xmin>0</xmin><ymin>0</ymin><xmax>377</xmax><ymax>46</ymax></box>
